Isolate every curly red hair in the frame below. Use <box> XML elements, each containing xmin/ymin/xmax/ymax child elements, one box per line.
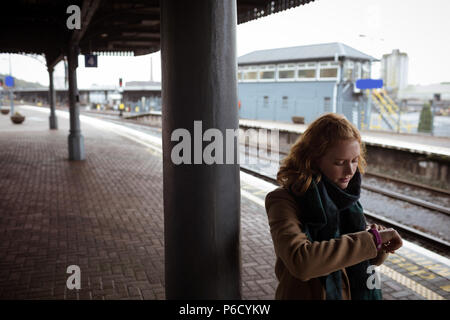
<box><xmin>277</xmin><ymin>112</ymin><xmax>367</xmax><ymax>195</ymax></box>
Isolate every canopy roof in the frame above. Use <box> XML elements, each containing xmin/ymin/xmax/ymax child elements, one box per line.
<box><xmin>0</xmin><ymin>0</ymin><xmax>315</xmax><ymax>67</ymax></box>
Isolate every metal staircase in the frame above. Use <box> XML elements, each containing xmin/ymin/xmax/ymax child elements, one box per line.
<box><xmin>366</xmin><ymin>89</ymin><xmax>414</xmax><ymax>133</ymax></box>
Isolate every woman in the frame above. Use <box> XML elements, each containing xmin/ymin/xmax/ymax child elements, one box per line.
<box><xmin>265</xmin><ymin>113</ymin><xmax>403</xmax><ymax>300</ymax></box>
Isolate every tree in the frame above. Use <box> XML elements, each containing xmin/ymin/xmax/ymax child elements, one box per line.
<box><xmin>418</xmin><ymin>102</ymin><xmax>433</xmax><ymax>133</ymax></box>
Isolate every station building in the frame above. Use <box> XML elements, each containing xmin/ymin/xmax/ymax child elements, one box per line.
<box><xmin>237</xmin><ymin>42</ymin><xmax>377</xmax><ymax>126</ymax></box>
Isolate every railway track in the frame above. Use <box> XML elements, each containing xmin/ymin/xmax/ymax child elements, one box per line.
<box><xmin>361</xmin><ymin>182</ymin><xmax>449</xmax><ymax>216</ymax></box>
<box><xmin>239</xmin><ymin>147</ymin><xmax>450</xmax><ymax>216</ymax></box>
<box><xmin>364</xmin><ymin>171</ymin><xmax>450</xmax><ymax>197</ymax></box>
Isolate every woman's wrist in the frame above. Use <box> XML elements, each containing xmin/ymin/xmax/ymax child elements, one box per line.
<box><xmin>368</xmin><ymin>228</ymin><xmax>382</xmax><ymax>251</ymax></box>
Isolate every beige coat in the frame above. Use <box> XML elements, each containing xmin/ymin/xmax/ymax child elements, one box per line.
<box><xmin>265</xmin><ymin>187</ymin><xmax>389</xmax><ymax>300</ymax></box>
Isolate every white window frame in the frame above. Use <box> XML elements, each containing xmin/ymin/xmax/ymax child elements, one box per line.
<box><xmin>343</xmin><ymin>60</ymin><xmax>354</xmax><ymax>81</ymax></box>
<box><xmin>241</xmin><ymin>65</ymin><xmax>259</xmax><ymax>82</ymax></box>
<box><xmin>277</xmin><ymin>63</ymin><xmax>296</xmax><ymax>82</ymax></box>
<box><xmin>354</xmin><ymin>61</ymin><xmax>362</xmax><ymax>81</ymax></box>
<box><xmin>362</xmin><ymin>62</ymin><xmax>370</xmax><ymax>79</ymax></box>
<box><xmin>297</xmin><ymin>62</ymin><xmax>317</xmax><ymax>81</ymax></box>
<box><xmin>318</xmin><ymin>61</ymin><xmax>339</xmax><ymax>81</ymax></box>
<box><xmin>237</xmin><ymin>68</ymin><xmax>243</xmax><ymax>82</ymax></box>
<box><xmin>258</xmin><ymin>64</ymin><xmax>276</xmax><ymax>82</ymax></box>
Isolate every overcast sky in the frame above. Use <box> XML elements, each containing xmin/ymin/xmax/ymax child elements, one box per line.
<box><xmin>0</xmin><ymin>0</ymin><xmax>449</xmax><ymax>88</ymax></box>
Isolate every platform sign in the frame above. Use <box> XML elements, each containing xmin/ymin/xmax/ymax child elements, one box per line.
<box><xmin>5</xmin><ymin>76</ymin><xmax>14</xmax><ymax>87</ymax></box>
<box><xmin>84</xmin><ymin>54</ymin><xmax>97</xmax><ymax>68</ymax></box>
<box><xmin>356</xmin><ymin>79</ymin><xmax>383</xmax><ymax>89</ymax></box>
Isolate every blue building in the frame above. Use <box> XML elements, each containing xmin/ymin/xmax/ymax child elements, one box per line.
<box><xmin>237</xmin><ymin>42</ymin><xmax>377</xmax><ymax>127</ymax></box>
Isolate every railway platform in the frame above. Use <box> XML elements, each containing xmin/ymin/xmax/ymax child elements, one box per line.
<box><xmin>0</xmin><ymin>106</ymin><xmax>448</xmax><ymax>300</ymax></box>
<box><xmin>239</xmin><ymin>119</ymin><xmax>450</xmax><ymax>157</ymax></box>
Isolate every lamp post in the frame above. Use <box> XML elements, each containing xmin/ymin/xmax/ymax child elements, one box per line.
<box><xmin>3</xmin><ymin>54</ymin><xmax>48</xmax><ymax>115</ymax></box>
<box><xmin>0</xmin><ymin>55</ymin><xmax>8</xmax><ymax>108</ymax></box>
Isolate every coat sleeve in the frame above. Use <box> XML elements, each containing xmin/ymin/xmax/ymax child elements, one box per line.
<box><xmin>370</xmin><ymin>250</ymin><xmax>389</xmax><ymax>266</ymax></box>
<box><xmin>265</xmin><ymin>188</ymin><xmax>378</xmax><ymax>282</ymax></box>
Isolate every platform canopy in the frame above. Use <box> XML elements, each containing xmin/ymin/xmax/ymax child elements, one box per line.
<box><xmin>0</xmin><ymin>0</ymin><xmax>314</xmax><ymax>67</ymax></box>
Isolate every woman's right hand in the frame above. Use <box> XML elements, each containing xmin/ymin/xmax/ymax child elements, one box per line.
<box><xmin>378</xmin><ymin>228</ymin><xmax>403</xmax><ymax>253</ymax></box>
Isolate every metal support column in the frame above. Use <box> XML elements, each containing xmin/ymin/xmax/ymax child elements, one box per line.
<box><xmin>67</xmin><ymin>43</ymin><xmax>85</xmax><ymax>160</ymax></box>
<box><xmin>161</xmin><ymin>0</ymin><xmax>241</xmax><ymax>299</ymax></box>
<box><xmin>9</xmin><ymin>89</ymin><xmax>14</xmax><ymax>115</ymax></box>
<box><xmin>366</xmin><ymin>89</ymin><xmax>372</xmax><ymax>130</ymax></box>
<box><xmin>431</xmin><ymin>96</ymin><xmax>436</xmax><ymax>136</ymax></box>
<box><xmin>8</xmin><ymin>54</ymin><xmax>14</xmax><ymax>115</ymax></box>
<box><xmin>48</xmin><ymin>67</ymin><xmax>58</xmax><ymax>129</ymax></box>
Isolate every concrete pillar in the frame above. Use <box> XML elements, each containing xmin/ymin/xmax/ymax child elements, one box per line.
<box><xmin>161</xmin><ymin>0</ymin><xmax>241</xmax><ymax>299</ymax></box>
<box><xmin>67</xmin><ymin>43</ymin><xmax>85</xmax><ymax>160</ymax></box>
<box><xmin>48</xmin><ymin>67</ymin><xmax>58</xmax><ymax>129</ymax></box>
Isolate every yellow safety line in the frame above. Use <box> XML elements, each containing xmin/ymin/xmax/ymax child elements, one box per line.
<box><xmin>241</xmin><ymin>189</ymin><xmax>265</xmax><ymax>207</ymax></box>
<box><xmin>440</xmin><ymin>285</ymin><xmax>450</xmax><ymax>292</ymax></box>
<box><xmin>378</xmin><ymin>264</ymin><xmax>445</xmax><ymax>300</ymax></box>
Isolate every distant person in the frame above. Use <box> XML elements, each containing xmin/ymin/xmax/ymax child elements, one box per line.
<box><xmin>265</xmin><ymin>112</ymin><xmax>403</xmax><ymax>300</ymax></box>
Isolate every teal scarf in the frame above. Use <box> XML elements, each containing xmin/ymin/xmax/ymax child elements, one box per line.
<box><xmin>290</xmin><ymin>168</ymin><xmax>382</xmax><ymax>300</ymax></box>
